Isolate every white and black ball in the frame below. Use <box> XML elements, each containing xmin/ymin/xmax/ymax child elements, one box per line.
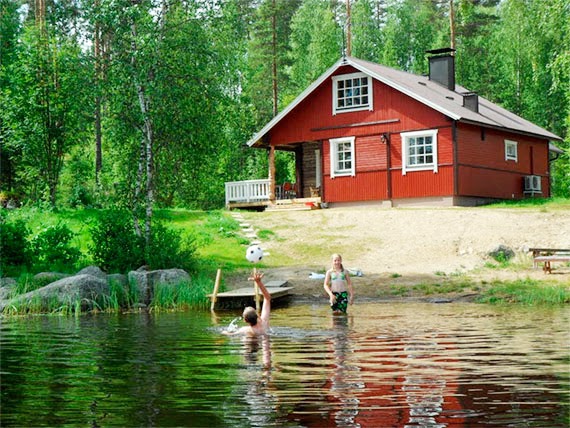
<box><xmin>246</xmin><ymin>245</ymin><xmax>263</xmax><ymax>263</ymax></box>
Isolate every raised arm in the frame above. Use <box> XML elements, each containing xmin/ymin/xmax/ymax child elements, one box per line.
<box><xmin>251</xmin><ymin>272</ymin><xmax>271</xmax><ymax>323</ymax></box>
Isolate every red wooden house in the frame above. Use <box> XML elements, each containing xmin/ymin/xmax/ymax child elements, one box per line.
<box><xmin>225</xmin><ymin>49</ymin><xmax>563</xmax><ymax>208</ymax></box>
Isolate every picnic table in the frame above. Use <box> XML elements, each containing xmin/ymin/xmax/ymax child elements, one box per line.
<box><xmin>529</xmin><ymin>248</ymin><xmax>570</xmax><ymax>274</ymax></box>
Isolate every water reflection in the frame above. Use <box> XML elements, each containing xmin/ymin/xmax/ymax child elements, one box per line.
<box><xmin>327</xmin><ymin>314</ymin><xmax>362</xmax><ymax>427</ymax></box>
<box><xmin>402</xmin><ymin>335</ymin><xmax>446</xmax><ymax>428</ymax></box>
<box><xmin>1</xmin><ymin>303</ymin><xmax>568</xmax><ymax>427</ymax></box>
<box><xmin>241</xmin><ymin>335</ymin><xmax>275</xmax><ymax>426</ymax></box>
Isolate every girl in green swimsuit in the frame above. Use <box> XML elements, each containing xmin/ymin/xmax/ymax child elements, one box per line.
<box><xmin>323</xmin><ymin>254</ymin><xmax>354</xmax><ymax>314</ymax></box>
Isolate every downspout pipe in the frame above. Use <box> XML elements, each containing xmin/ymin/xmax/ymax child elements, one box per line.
<box><xmin>381</xmin><ymin>133</ymin><xmax>392</xmax><ymax>201</ymax></box>
<box><xmin>452</xmin><ymin>121</ymin><xmax>458</xmax><ymax>200</ymax></box>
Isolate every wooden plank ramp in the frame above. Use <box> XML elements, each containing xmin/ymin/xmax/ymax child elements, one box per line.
<box><xmin>209</xmin><ymin>280</ymin><xmax>294</xmax><ymax>310</ymax></box>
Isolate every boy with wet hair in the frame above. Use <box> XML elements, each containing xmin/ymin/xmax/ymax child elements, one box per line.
<box><xmin>223</xmin><ymin>271</ymin><xmax>271</xmax><ymax>336</ymax></box>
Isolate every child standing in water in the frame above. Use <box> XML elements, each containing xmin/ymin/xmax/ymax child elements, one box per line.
<box><xmin>323</xmin><ymin>254</ymin><xmax>354</xmax><ymax>314</ymax></box>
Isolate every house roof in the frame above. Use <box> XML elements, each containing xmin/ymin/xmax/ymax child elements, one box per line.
<box><xmin>247</xmin><ymin>55</ymin><xmax>563</xmax><ymax>147</ymax></box>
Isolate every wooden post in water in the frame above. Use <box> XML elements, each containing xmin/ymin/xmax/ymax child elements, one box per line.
<box><xmin>253</xmin><ymin>267</ymin><xmax>260</xmax><ymax>312</ymax></box>
<box><xmin>210</xmin><ymin>268</ymin><xmax>222</xmax><ymax>311</ymax></box>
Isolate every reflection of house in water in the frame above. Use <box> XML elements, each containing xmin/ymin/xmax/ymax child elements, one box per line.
<box><xmin>341</xmin><ymin>333</ymin><xmax>466</xmax><ymax>427</ymax></box>
<box><xmin>285</xmin><ymin>328</ymin><xmax>467</xmax><ymax>427</ymax></box>
<box><xmin>327</xmin><ymin>315</ymin><xmax>363</xmax><ymax>427</ymax></box>
<box><xmin>273</xmin><ymin>308</ymin><xmax>566</xmax><ymax>427</ymax></box>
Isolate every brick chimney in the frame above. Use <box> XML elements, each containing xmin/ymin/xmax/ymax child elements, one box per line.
<box><xmin>426</xmin><ymin>48</ymin><xmax>455</xmax><ymax>91</ymax></box>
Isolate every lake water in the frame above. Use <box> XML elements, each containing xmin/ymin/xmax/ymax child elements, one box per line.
<box><xmin>1</xmin><ymin>302</ymin><xmax>568</xmax><ymax>427</ymax></box>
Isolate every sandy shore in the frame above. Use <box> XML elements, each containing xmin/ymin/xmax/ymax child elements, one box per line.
<box><xmin>229</xmin><ymin>206</ymin><xmax>570</xmax><ymax>300</ymax></box>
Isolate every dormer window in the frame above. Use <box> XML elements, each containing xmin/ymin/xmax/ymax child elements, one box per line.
<box><xmin>332</xmin><ymin>72</ymin><xmax>373</xmax><ymax>114</ymax></box>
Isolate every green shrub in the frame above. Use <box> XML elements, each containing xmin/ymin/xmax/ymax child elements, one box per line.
<box><xmin>30</xmin><ymin>223</ymin><xmax>81</xmax><ymax>272</ymax></box>
<box><xmin>0</xmin><ymin>214</ymin><xmax>32</xmax><ymax>275</ymax></box>
<box><xmin>90</xmin><ymin>210</ymin><xmax>197</xmax><ymax>274</ymax></box>
<box><xmin>89</xmin><ymin>210</ymin><xmax>145</xmax><ymax>273</ymax></box>
<box><xmin>146</xmin><ymin>222</ymin><xmax>197</xmax><ymax>272</ymax></box>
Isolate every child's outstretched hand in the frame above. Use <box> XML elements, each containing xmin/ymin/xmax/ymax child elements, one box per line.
<box><xmin>249</xmin><ymin>271</ymin><xmax>264</xmax><ymax>283</ymax></box>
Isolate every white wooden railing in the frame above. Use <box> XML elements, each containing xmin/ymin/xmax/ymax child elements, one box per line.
<box><xmin>225</xmin><ymin>179</ymin><xmax>271</xmax><ymax>206</ymax></box>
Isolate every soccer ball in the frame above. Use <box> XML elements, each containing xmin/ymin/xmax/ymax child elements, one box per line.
<box><xmin>246</xmin><ymin>245</ymin><xmax>263</xmax><ymax>263</ymax></box>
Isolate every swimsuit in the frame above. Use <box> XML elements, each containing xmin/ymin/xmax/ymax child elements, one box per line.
<box><xmin>331</xmin><ymin>291</ymin><xmax>349</xmax><ymax>313</ymax></box>
<box><xmin>328</xmin><ymin>270</ymin><xmax>350</xmax><ymax>313</ymax></box>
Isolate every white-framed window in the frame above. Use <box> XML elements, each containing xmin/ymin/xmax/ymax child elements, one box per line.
<box><xmin>332</xmin><ymin>72</ymin><xmax>373</xmax><ymax>114</ymax></box>
<box><xmin>401</xmin><ymin>129</ymin><xmax>438</xmax><ymax>175</ymax></box>
<box><xmin>329</xmin><ymin>137</ymin><xmax>355</xmax><ymax>178</ymax></box>
<box><xmin>505</xmin><ymin>139</ymin><xmax>518</xmax><ymax>162</ymax></box>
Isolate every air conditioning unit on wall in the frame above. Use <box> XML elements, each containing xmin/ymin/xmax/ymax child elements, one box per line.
<box><xmin>524</xmin><ymin>175</ymin><xmax>542</xmax><ymax>195</ymax></box>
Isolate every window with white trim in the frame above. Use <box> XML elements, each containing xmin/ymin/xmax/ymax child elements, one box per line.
<box><xmin>505</xmin><ymin>139</ymin><xmax>518</xmax><ymax>162</ymax></box>
<box><xmin>332</xmin><ymin>72</ymin><xmax>373</xmax><ymax>114</ymax></box>
<box><xmin>329</xmin><ymin>137</ymin><xmax>355</xmax><ymax>178</ymax></box>
<box><xmin>401</xmin><ymin>130</ymin><xmax>438</xmax><ymax>175</ymax></box>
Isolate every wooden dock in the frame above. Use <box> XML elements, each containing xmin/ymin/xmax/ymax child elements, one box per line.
<box><xmin>209</xmin><ymin>280</ymin><xmax>294</xmax><ymax>310</ymax></box>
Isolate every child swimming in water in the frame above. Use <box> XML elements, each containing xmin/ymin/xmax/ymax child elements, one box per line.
<box><xmin>323</xmin><ymin>254</ymin><xmax>354</xmax><ymax>314</ymax></box>
<box><xmin>223</xmin><ymin>271</ymin><xmax>271</xmax><ymax>336</ymax></box>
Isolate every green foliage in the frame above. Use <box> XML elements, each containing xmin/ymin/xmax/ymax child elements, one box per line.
<box><xmin>478</xmin><ymin>279</ymin><xmax>570</xmax><ymax>305</ymax></box>
<box><xmin>99</xmin><ymin>279</ymin><xmax>136</xmax><ymax>312</ymax></box>
<box><xmin>150</xmin><ymin>272</ymin><xmax>213</xmax><ymax>311</ymax></box>
<box><xmin>0</xmin><ymin>214</ymin><xmax>32</xmax><ymax>275</ymax></box>
<box><xmin>381</xmin><ymin>0</ymin><xmax>444</xmax><ymax>74</ymax></box>
<box><xmin>146</xmin><ymin>222</ymin><xmax>197</xmax><ymax>272</ymax></box>
<box><xmin>257</xmin><ymin>229</ymin><xmax>276</xmax><ymax>240</ymax></box>
<box><xmin>412</xmin><ymin>282</ymin><xmax>470</xmax><ymax>295</ymax></box>
<box><xmin>1</xmin><ymin>0</ymin><xmax>567</xmax><ymax>210</ymax></box>
<box><xmin>89</xmin><ymin>209</ymin><xmax>198</xmax><ymax>273</ymax></box>
<box><xmin>287</xmin><ymin>0</ymin><xmax>341</xmax><ymax>97</ymax></box>
<box><xmin>1</xmin><ymin>24</ymin><xmax>93</xmax><ymax>207</ymax></box>
<box><xmin>30</xmin><ymin>223</ymin><xmax>82</xmax><ymax>272</ymax></box>
<box><xmin>484</xmin><ymin>197</ymin><xmax>570</xmax><ymax>210</ymax></box>
<box><xmin>351</xmin><ymin>0</ymin><xmax>384</xmax><ymax>62</ymax></box>
<box><xmin>89</xmin><ymin>210</ymin><xmax>145</xmax><ymax>273</ymax></box>
<box><xmin>490</xmin><ymin>251</ymin><xmax>510</xmax><ymax>266</ymax></box>
<box><xmin>245</xmin><ymin>0</ymin><xmax>301</xmax><ymax>123</ymax></box>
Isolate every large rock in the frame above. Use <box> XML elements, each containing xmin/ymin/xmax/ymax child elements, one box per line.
<box><xmin>34</xmin><ymin>272</ymin><xmax>69</xmax><ymax>286</ymax></box>
<box><xmin>128</xmin><ymin>268</ymin><xmax>190</xmax><ymax>305</ymax></box>
<box><xmin>77</xmin><ymin>266</ymin><xmax>108</xmax><ymax>279</ymax></box>
<box><xmin>0</xmin><ymin>277</ymin><xmax>17</xmax><ymax>300</ymax></box>
<box><xmin>2</xmin><ymin>274</ymin><xmax>109</xmax><ymax>313</ymax></box>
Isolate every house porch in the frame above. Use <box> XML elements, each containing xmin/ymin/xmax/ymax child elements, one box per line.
<box><xmin>225</xmin><ymin>179</ymin><xmax>321</xmax><ymax>211</ymax></box>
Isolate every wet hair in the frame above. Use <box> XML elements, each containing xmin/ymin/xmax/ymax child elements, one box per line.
<box><xmin>243</xmin><ymin>307</ymin><xmax>258</xmax><ymax>326</ymax></box>
<box><xmin>331</xmin><ymin>253</ymin><xmax>345</xmax><ymax>272</ymax></box>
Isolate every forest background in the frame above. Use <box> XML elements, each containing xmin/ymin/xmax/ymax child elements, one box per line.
<box><xmin>1</xmin><ymin>0</ymin><xmax>569</xmax><ymax>232</ymax></box>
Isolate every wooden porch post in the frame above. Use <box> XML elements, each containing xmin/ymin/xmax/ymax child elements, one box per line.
<box><xmin>269</xmin><ymin>146</ymin><xmax>276</xmax><ymax>201</ymax></box>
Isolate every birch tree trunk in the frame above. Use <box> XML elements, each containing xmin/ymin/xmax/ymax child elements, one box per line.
<box><xmin>129</xmin><ymin>21</ymin><xmax>154</xmax><ymax>247</ymax></box>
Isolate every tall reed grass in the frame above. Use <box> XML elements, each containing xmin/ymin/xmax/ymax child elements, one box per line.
<box><xmin>3</xmin><ymin>272</ymin><xmax>215</xmax><ymax>315</ymax></box>
<box><xmin>150</xmin><ymin>272</ymin><xmax>215</xmax><ymax>311</ymax></box>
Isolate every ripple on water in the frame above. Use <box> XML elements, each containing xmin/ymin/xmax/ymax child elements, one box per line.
<box><xmin>1</xmin><ymin>303</ymin><xmax>568</xmax><ymax>427</ymax></box>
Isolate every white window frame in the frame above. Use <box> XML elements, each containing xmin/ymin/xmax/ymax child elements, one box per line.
<box><xmin>505</xmin><ymin>139</ymin><xmax>518</xmax><ymax>162</ymax></box>
<box><xmin>332</xmin><ymin>72</ymin><xmax>373</xmax><ymax>115</ymax></box>
<box><xmin>329</xmin><ymin>137</ymin><xmax>355</xmax><ymax>178</ymax></box>
<box><xmin>401</xmin><ymin>129</ymin><xmax>438</xmax><ymax>175</ymax></box>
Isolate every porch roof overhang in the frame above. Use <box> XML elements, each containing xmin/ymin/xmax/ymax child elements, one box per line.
<box><xmin>246</xmin><ymin>56</ymin><xmax>563</xmax><ymax>150</ymax></box>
